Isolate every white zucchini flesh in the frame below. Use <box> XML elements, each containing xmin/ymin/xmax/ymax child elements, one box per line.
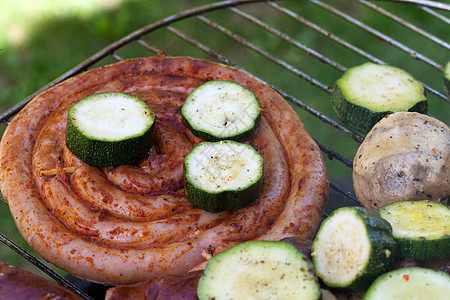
<box><xmin>70</xmin><ymin>92</ymin><xmax>154</xmax><ymax>141</ymax></box>
<box><xmin>312</xmin><ymin>210</ymin><xmax>371</xmax><ymax>286</ymax></box>
<box><xmin>185</xmin><ymin>141</ymin><xmax>262</xmax><ymax>193</ymax></box>
<box><xmin>364</xmin><ymin>267</ymin><xmax>450</xmax><ymax>300</ymax></box>
<box><xmin>338</xmin><ymin>63</ymin><xmax>426</xmax><ymax>112</ymax></box>
<box><xmin>379</xmin><ymin>201</ymin><xmax>450</xmax><ymax>240</ymax></box>
<box><xmin>197</xmin><ymin>241</ymin><xmax>321</xmax><ymax>300</ymax></box>
<box><xmin>182</xmin><ymin>80</ymin><xmax>260</xmax><ymax>139</ymax></box>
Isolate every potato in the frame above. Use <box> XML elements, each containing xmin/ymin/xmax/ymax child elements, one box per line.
<box><xmin>353</xmin><ymin>112</ymin><xmax>449</xmax><ymax>209</ymax></box>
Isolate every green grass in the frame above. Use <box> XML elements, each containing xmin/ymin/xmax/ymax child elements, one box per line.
<box><xmin>0</xmin><ymin>0</ymin><xmax>214</xmax><ymax>111</ymax></box>
<box><xmin>0</xmin><ymin>0</ymin><xmax>214</xmax><ymax>279</ymax></box>
<box><xmin>0</xmin><ymin>0</ymin><xmax>448</xmax><ymax>284</ymax></box>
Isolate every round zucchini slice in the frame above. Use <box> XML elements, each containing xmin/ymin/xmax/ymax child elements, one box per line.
<box><xmin>364</xmin><ymin>267</ymin><xmax>450</xmax><ymax>300</ymax></box>
<box><xmin>444</xmin><ymin>60</ymin><xmax>450</xmax><ymax>100</ymax></box>
<box><xmin>331</xmin><ymin>62</ymin><xmax>427</xmax><ymax>135</ymax></box>
<box><xmin>184</xmin><ymin>140</ymin><xmax>263</xmax><ymax>213</ymax></box>
<box><xmin>311</xmin><ymin>206</ymin><xmax>398</xmax><ymax>291</ymax></box>
<box><xmin>197</xmin><ymin>240</ymin><xmax>321</xmax><ymax>300</ymax></box>
<box><xmin>66</xmin><ymin>92</ymin><xmax>156</xmax><ymax>167</ymax></box>
<box><xmin>379</xmin><ymin>200</ymin><xmax>450</xmax><ymax>260</ymax></box>
<box><xmin>181</xmin><ymin>80</ymin><xmax>261</xmax><ymax>141</ymax></box>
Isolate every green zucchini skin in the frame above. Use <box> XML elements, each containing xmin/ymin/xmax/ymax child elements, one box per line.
<box><xmin>395</xmin><ymin>236</ymin><xmax>450</xmax><ymax>260</ymax></box>
<box><xmin>181</xmin><ymin>80</ymin><xmax>261</xmax><ymax>142</ymax></box>
<box><xmin>65</xmin><ymin>92</ymin><xmax>156</xmax><ymax>167</ymax></box>
<box><xmin>183</xmin><ymin>113</ymin><xmax>261</xmax><ymax>142</ymax></box>
<box><xmin>66</xmin><ymin>121</ymin><xmax>155</xmax><ymax>167</ymax></box>
<box><xmin>379</xmin><ymin>200</ymin><xmax>450</xmax><ymax>260</ymax></box>
<box><xmin>444</xmin><ymin>61</ymin><xmax>450</xmax><ymax>100</ymax></box>
<box><xmin>197</xmin><ymin>240</ymin><xmax>322</xmax><ymax>300</ymax></box>
<box><xmin>342</xmin><ymin>207</ymin><xmax>398</xmax><ymax>291</ymax></box>
<box><xmin>312</xmin><ymin>206</ymin><xmax>398</xmax><ymax>291</ymax></box>
<box><xmin>363</xmin><ymin>267</ymin><xmax>450</xmax><ymax>300</ymax></box>
<box><xmin>331</xmin><ymin>85</ymin><xmax>427</xmax><ymax>135</ymax></box>
<box><xmin>184</xmin><ymin>140</ymin><xmax>263</xmax><ymax>213</ymax></box>
<box><xmin>331</xmin><ymin>62</ymin><xmax>427</xmax><ymax>135</ymax></box>
<box><xmin>184</xmin><ymin>175</ymin><xmax>262</xmax><ymax>213</ymax></box>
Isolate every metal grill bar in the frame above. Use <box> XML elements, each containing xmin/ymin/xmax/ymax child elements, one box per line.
<box><xmin>274</xmin><ymin>89</ymin><xmax>365</xmax><ymax>143</ymax></box>
<box><xmin>197</xmin><ymin>15</ymin><xmax>333</xmax><ymax>93</ymax></box>
<box><xmin>0</xmin><ymin>193</ymin><xmax>6</xmax><ymax>205</ymax></box>
<box><xmin>362</xmin><ymin>1</ymin><xmax>450</xmax><ymax>50</ymax></box>
<box><xmin>0</xmin><ymin>0</ymin><xmax>267</xmax><ymax>123</ymax></box>
<box><xmin>312</xmin><ymin>0</ymin><xmax>449</xmax><ymax>102</ymax></box>
<box><xmin>372</xmin><ymin>0</ymin><xmax>450</xmax><ymax>11</ymax></box>
<box><xmin>162</xmin><ymin>23</ymin><xmax>365</xmax><ymax>144</ymax></box>
<box><xmin>420</xmin><ymin>6</ymin><xmax>450</xmax><ymax>24</ymax></box>
<box><xmin>314</xmin><ymin>0</ymin><xmax>444</xmax><ymax>70</ymax></box>
<box><xmin>137</xmin><ymin>38</ymin><xmax>162</xmax><ymax>54</ymax></box>
<box><xmin>0</xmin><ymin>198</ymin><xmax>93</xmax><ymax>299</ymax></box>
<box><xmin>0</xmin><ymin>1</ymin><xmax>448</xmax><ymax>298</ymax></box>
<box><xmin>228</xmin><ymin>7</ymin><xmax>347</xmax><ymax>72</ymax></box>
<box><xmin>268</xmin><ymin>2</ymin><xmax>386</xmax><ymax>65</ymax></box>
<box><xmin>0</xmin><ymin>232</ymin><xmax>93</xmax><ymax>300</ymax></box>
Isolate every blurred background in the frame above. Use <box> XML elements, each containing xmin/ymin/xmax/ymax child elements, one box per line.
<box><xmin>0</xmin><ymin>0</ymin><xmax>214</xmax><ymax>111</ymax></box>
<box><xmin>0</xmin><ymin>0</ymin><xmax>448</xmax><ymax>286</ymax></box>
<box><xmin>0</xmin><ymin>0</ymin><xmax>213</xmax><ymax>277</ymax></box>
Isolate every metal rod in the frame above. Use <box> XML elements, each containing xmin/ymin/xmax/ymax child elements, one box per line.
<box><xmin>136</xmin><ymin>38</ymin><xmax>161</xmax><ymax>54</ymax></box>
<box><xmin>196</xmin><ymin>15</ymin><xmax>333</xmax><ymax>93</ymax></box>
<box><xmin>228</xmin><ymin>7</ymin><xmax>347</xmax><ymax>72</ymax></box>
<box><xmin>0</xmin><ymin>192</ymin><xmax>6</xmax><ymax>205</ymax></box>
<box><xmin>1</xmin><ymin>0</ymin><xmax>448</xmax><ymax>296</ymax></box>
<box><xmin>362</xmin><ymin>0</ymin><xmax>450</xmax><ymax>50</ymax></box>
<box><xmin>311</xmin><ymin>0</ymin><xmax>445</xmax><ymax>72</ymax></box>
<box><xmin>110</xmin><ymin>52</ymin><xmax>125</xmax><ymax>61</ymax></box>
<box><xmin>165</xmin><ymin>25</ymin><xmax>236</xmax><ymax>63</ymax></box>
<box><xmin>0</xmin><ymin>0</ymin><xmax>271</xmax><ymax>123</ymax></box>
<box><xmin>267</xmin><ymin>2</ymin><xmax>385</xmax><ymax>65</ymax></box>
<box><xmin>420</xmin><ymin>6</ymin><xmax>450</xmax><ymax>24</ymax></box>
<box><xmin>370</xmin><ymin>0</ymin><xmax>450</xmax><ymax>11</ymax></box>
<box><xmin>0</xmin><ymin>233</ymin><xmax>93</xmax><ymax>300</ymax></box>
<box><xmin>165</xmin><ymin>25</ymin><xmax>365</xmax><ymax>143</ymax></box>
<box><xmin>278</xmin><ymin>90</ymin><xmax>365</xmax><ymax>143</ymax></box>
<box><xmin>311</xmin><ymin>0</ymin><xmax>450</xmax><ymax>103</ymax></box>
<box><xmin>330</xmin><ymin>181</ymin><xmax>359</xmax><ymax>204</ymax></box>
<box><xmin>316</xmin><ymin>141</ymin><xmax>354</xmax><ymax>169</ymax></box>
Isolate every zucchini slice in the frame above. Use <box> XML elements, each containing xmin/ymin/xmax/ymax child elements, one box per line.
<box><xmin>184</xmin><ymin>140</ymin><xmax>263</xmax><ymax>212</ymax></box>
<box><xmin>379</xmin><ymin>200</ymin><xmax>450</xmax><ymax>260</ymax></box>
<box><xmin>363</xmin><ymin>267</ymin><xmax>450</xmax><ymax>300</ymax></box>
<box><xmin>331</xmin><ymin>62</ymin><xmax>427</xmax><ymax>135</ymax></box>
<box><xmin>311</xmin><ymin>206</ymin><xmax>398</xmax><ymax>291</ymax></box>
<box><xmin>197</xmin><ymin>240</ymin><xmax>321</xmax><ymax>300</ymax></box>
<box><xmin>66</xmin><ymin>92</ymin><xmax>155</xmax><ymax>167</ymax></box>
<box><xmin>444</xmin><ymin>60</ymin><xmax>450</xmax><ymax>100</ymax></box>
<box><xmin>181</xmin><ymin>80</ymin><xmax>261</xmax><ymax>141</ymax></box>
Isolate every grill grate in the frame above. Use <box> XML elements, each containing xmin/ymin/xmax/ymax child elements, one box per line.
<box><xmin>0</xmin><ymin>0</ymin><xmax>448</xmax><ymax>299</ymax></box>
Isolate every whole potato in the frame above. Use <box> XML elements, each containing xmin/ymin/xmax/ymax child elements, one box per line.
<box><xmin>353</xmin><ymin>112</ymin><xmax>449</xmax><ymax>210</ymax></box>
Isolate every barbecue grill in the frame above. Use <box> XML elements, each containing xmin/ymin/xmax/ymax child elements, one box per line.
<box><xmin>0</xmin><ymin>0</ymin><xmax>448</xmax><ymax>299</ymax></box>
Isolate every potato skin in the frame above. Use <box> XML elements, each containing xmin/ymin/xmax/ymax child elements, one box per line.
<box><xmin>353</xmin><ymin>112</ymin><xmax>449</xmax><ymax>210</ymax></box>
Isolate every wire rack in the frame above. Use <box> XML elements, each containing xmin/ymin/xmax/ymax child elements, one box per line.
<box><xmin>0</xmin><ymin>0</ymin><xmax>448</xmax><ymax>299</ymax></box>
